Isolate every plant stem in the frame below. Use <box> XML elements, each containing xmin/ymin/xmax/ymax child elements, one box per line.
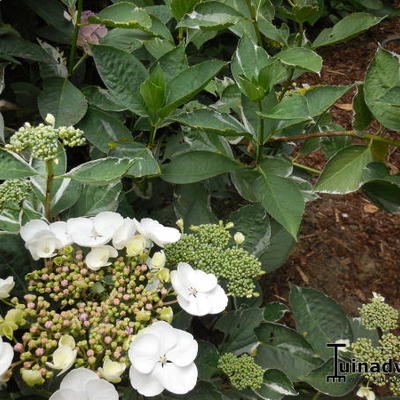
<box><xmin>292</xmin><ymin>161</ymin><xmax>321</xmax><ymax>175</ymax></box>
<box><xmin>149</xmin><ymin>125</ymin><xmax>158</xmax><ymax>147</ymax></box>
<box><xmin>72</xmin><ymin>53</ymin><xmax>88</xmax><ymax>73</ymax></box>
<box><xmin>162</xmin><ymin>300</ymin><xmax>178</xmax><ymax>306</ymax></box>
<box><xmin>245</xmin><ymin>0</ymin><xmax>262</xmax><ymax>45</ymax></box>
<box><xmin>311</xmin><ymin>392</ymin><xmax>321</xmax><ymax>400</ymax></box>
<box><xmin>256</xmin><ymin>99</ymin><xmax>264</xmax><ymax>163</ymax></box>
<box><xmin>68</xmin><ymin>0</ymin><xmax>84</xmax><ymax>75</ymax></box>
<box><xmin>278</xmin><ymin>67</ymin><xmax>295</xmax><ymax>101</ymax></box>
<box><xmin>44</xmin><ymin>160</ymin><xmax>54</xmax><ymax>221</ymax></box>
<box><xmin>270</xmin><ymin>130</ymin><xmax>400</xmax><ymax>148</ymax></box>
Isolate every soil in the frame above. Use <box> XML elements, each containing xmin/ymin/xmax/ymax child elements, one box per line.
<box><xmin>263</xmin><ymin>17</ymin><xmax>400</xmax><ymax>316</ymax></box>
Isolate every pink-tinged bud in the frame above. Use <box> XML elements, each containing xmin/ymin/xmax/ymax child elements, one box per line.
<box><xmin>63</xmin><ymin>320</ymin><xmax>71</xmax><ymax>327</ymax></box>
<box><xmin>80</xmin><ymin>268</ymin><xmax>87</xmax><ymax>275</ymax></box>
<box><xmin>14</xmin><ymin>343</ymin><xmax>24</xmax><ymax>352</ymax></box>
<box><xmin>75</xmin><ymin>253</ymin><xmax>83</xmax><ymax>261</ymax></box>
<box><xmin>61</xmin><ymin>280</ymin><xmax>69</xmax><ymax>287</ymax></box>
<box><xmin>125</xmin><ymin>327</ymin><xmax>133</xmax><ymax>335</ymax></box>
<box><xmin>135</xmin><ymin>287</ymin><xmax>141</xmax><ymax>293</ymax></box>
<box><xmin>56</xmin><ymin>267</ymin><xmax>62</xmax><ymax>273</ymax></box>
<box><xmin>30</xmin><ymin>326</ymin><xmax>38</xmax><ymax>333</ymax></box>
<box><xmin>35</xmin><ymin>348</ymin><xmax>44</xmax><ymax>357</ymax></box>
<box><xmin>39</xmin><ymin>368</ymin><xmax>47</xmax><ymax>376</ymax></box>
<box><xmin>118</xmin><ymin>287</ymin><xmax>124</xmax><ymax>293</ymax></box>
<box><xmin>41</xmin><ymin>274</ymin><xmax>49</xmax><ymax>281</ymax></box>
<box><xmin>141</xmin><ymin>265</ymin><xmax>148</xmax><ymax>272</ymax></box>
<box><xmin>27</xmin><ymin>303</ymin><xmax>35</xmax><ymax>309</ymax></box>
<box><xmin>62</xmin><ymin>266</ymin><xmax>69</xmax><ymax>273</ymax></box>
<box><xmin>123</xmin><ymin>267</ymin><xmax>130</xmax><ymax>273</ymax></box>
<box><xmin>113</xmin><ymin>351</ymin><xmax>121</xmax><ymax>358</ymax></box>
<box><xmin>79</xmin><ymin>313</ymin><xmax>88</xmax><ymax>321</ymax></box>
<box><xmin>123</xmin><ymin>294</ymin><xmax>130</xmax><ymax>301</ymax></box>
<box><xmin>113</xmin><ymin>298</ymin><xmax>120</xmax><ymax>306</ymax></box>
<box><xmin>84</xmin><ymin>321</ymin><xmax>90</xmax><ymax>328</ymax></box>
<box><xmin>104</xmin><ymin>336</ymin><xmax>112</xmax><ymax>344</ymax></box>
<box><xmin>96</xmin><ymin>307</ymin><xmax>102</xmax><ymax>313</ymax></box>
<box><xmin>63</xmin><ymin>289</ymin><xmax>69</xmax><ymax>295</ymax></box>
<box><xmin>45</xmin><ymin>288</ymin><xmax>51</xmax><ymax>293</ymax></box>
<box><xmin>53</xmin><ymin>286</ymin><xmax>60</xmax><ymax>293</ymax></box>
<box><xmin>145</xmin><ymin>304</ymin><xmax>153</xmax><ymax>311</ymax></box>
<box><xmin>161</xmin><ymin>288</ymin><xmax>168</xmax><ymax>296</ymax></box>
<box><xmin>87</xmin><ymin>349</ymin><xmax>95</xmax><ymax>357</ymax></box>
<box><xmin>44</xmin><ymin>321</ymin><xmax>53</xmax><ymax>329</ymax></box>
<box><xmin>46</xmin><ymin>261</ymin><xmax>53</xmax><ymax>267</ymax></box>
<box><xmin>23</xmin><ymin>362</ymin><xmax>32</xmax><ymax>369</ymax></box>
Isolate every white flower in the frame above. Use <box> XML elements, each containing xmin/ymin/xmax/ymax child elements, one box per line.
<box><xmin>0</xmin><ymin>277</ymin><xmax>15</xmax><ymax>299</ymax></box>
<box><xmin>233</xmin><ymin>232</ymin><xmax>245</xmax><ymax>245</ymax></box>
<box><xmin>112</xmin><ymin>218</ymin><xmax>136</xmax><ymax>250</ymax></box>
<box><xmin>372</xmin><ymin>292</ymin><xmax>385</xmax><ymax>302</ymax></box>
<box><xmin>49</xmin><ymin>368</ymin><xmax>119</xmax><ymax>400</ymax></box>
<box><xmin>0</xmin><ymin>337</ymin><xmax>13</xmax><ymax>377</ymax></box>
<box><xmin>357</xmin><ymin>386</ymin><xmax>375</xmax><ymax>400</ymax></box>
<box><xmin>67</xmin><ymin>212</ymin><xmax>123</xmax><ymax>247</ymax></box>
<box><xmin>171</xmin><ymin>263</ymin><xmax>228</xmax><ymax>316</ymax></box>
<box><xmin>129</xmin><ymin>321</ymin><xmax>198</xmax><ymax>396</ymax></box>
<box><xmin>49</xmin><ymin>221</ymin><xmax>72</xmax><ymax>247</ymax></box>
<box><xmin>151</xmin><ymin>251</ymin><xmax>166</xmax><ymax>270</ymax></box>
<box><xmin>136</xmin><ymin>218</ymin><xmax>181</xmax><ymax>247</ymax></box>
<box><xmin>46</xmin><ymin>337</ymin><xmax>77</xmax><ymax>376</ymax></box>
<box><xmin>85</xmin><ymin>245</ymin><xmax>118</xmax><ymax>271</ymax></box>
<box><xmin>98</xmin><ymin>358</ymin><xmax>126</xmax><ymax>383</ymax></box>
<box><xmin>126</xmin><ymin>234</ymin><xmax>148</xmax><ymax>257</ymax></box>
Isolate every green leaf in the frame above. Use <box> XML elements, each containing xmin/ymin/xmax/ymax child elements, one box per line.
<box><xmin>258</xmin><ymin>219</ymin><xmax>295</xmax><ymax>272</ymax></box>
<box><xmin>140</xmin><ymin>64</ymin><xmax>166</xmax><ymax>116</ymax></box>
<box><xmin>264</xmin><ymin>302</ymin><xmax>289</xmax><ymax>322</ymax></box>
<box><xmin>177</xmin><ymin>2</ymin><xmax>240</xmax><ymax>31</ymax></box>
<box><xmin>67</xmin><ymin>157</ymin><xmax>137</xmax><ymax>184</ymax></box>
<box><xmin>349</xmin><ymin>317</ymin><xmax>379</xmax><ymax>345</ymax></box>
<box><xmin>51</xmin><ymin>179</ymin><xmax>82</xmax><ymax>216</ymax></box>
<box><xmin>161</xmin><ymin>60</ymin><xmax>226</xmax><ymax>116</ymax></box>
<box><xmin>254</xmin><ymin>369</ymin><xmax>298</xmax><ymax>400</ymax></box>
<box><xmin>91</xmin><ymin>45</ymin><xmax>148</xmax><ymax>116</ymax></box>
<box><xmin>255</xmin><ymin>322</ymin><xmax>322</xmax><ymax>381</ymax></box>
<box><xmin>229</xmin><ymin>204</ymin><xmax>271</xmax><ymax>257</ymax></box>
<box><xmin>144</xmin><ymin>38</ymin><xmax>175</xmax><ymax>59</ymax></box>
<box><xmin>171</xmin><ymin>109</ymin><xmax>251</xmax><ymax>137</ymax></box>
<box><xmin>196</xmin><ymin>341</ymin><xmax>220</xmax><ymax>381</ymax></box>
<box><xmin>110</xmin><ymin>142</ymin><xmax>161</xmax><ymax>177</ymax></box>
<box><xmin>38</xmin><ymin>78</ymin><xmax>88</xmax><ymax>127</ymax></box>
<box><xmin>352</xmin><ymin>83</ymin><xmax>373</xmax><ymax>133</ymax></box>
<box><xmin>231</xmin><ymin>168</ymin><xmax>260</xmax><ymax>202</ymax></box>
<box><xmin>101</xmin><ymin>29</ymin><xmax>143</xmax><ymax>53</ymax></box>
<box><xmin>162</xmin><ymin>151</ymin><xmax>241</xmax><ymax>184</ymax></box>
<box><xmin>158</xmin><ymin>45</ymin><xmax>188</xmax><ymax>80</ymax></box>
<box><xmin>315</xmin><ymin>145</ymin><xmax>373</xmax><ymax>194</ymax></box>
<box><xmin>258</xmin><ymin>16</ymin><xmax>288</xmax><ymax>46</ymax></box>
<box><xmin>0</xmin><ymin>35</ymin><xmax>52</xmax><ymax>62</ymax></box>
<box><xmin>364</xmin><ymin>48</ymin><xmax>400</xmax><ymax>131</ymax></box>
<box><xmin>169</xmin><ymin>0</ymin><xmax>202</xmax><ymax>21</ymax></box>
<box><xmin>362</xmin><ymin>181</ymin><xmax>400</xmax><ymax>214</ymax></box>
<box><xmin>89</xmin><ymin>2</ymin><xmax>152</xmax><ymax>29</ymax></box>
<box><xmin>78</xmin><ymin>108</ymin><xmax>132</xmax><ymax>153</ymax></box>
<box><xmin>81</xmin><ymin>86</ymin><xmax>126</xmax><ymax>112</ymax></box>
<box><xmin>0</xmin><ymin>209</ymin><xmax>20</xmax><ymax>233</ymax></box>
<box><xmin>254</xmin><ymin>164</ymin><xmax>305</xmax><ymax>239</ymax></box>
<box><xmin>215</xmin><ymin>308</ymin><xmax>265</xmax><ymax>352</ymax></box>
<box><xmin>0</xmin><ymin>149</ymin><xmax>39</xmax><ymax>179</ymax></box>
<box><xmin>289</xmin><ymin>285</ymin><xmax>353</xmax><ymax>359</ymax></box>
<box><xmin>275</xmin><ymin>47</ymin><xmax>322</xmax><ymax>73</ymax></box>
<box><xmin>301</xmin><ymin>358</ymin><xmax>360</xmax><ymax>396</ymax></box>
<box><xmin>313</xmin><ymin>13</ymin><xmax>384</xmax><ymax>48</ymax></box>
<box><xmin>69</xmin><ymin>182</ymin><xmax>122</xmax><ymax>217</ymax></box>
<box><xmin>174</xmin><ymin>183</ymin><xmax>217</xmax><ymax>227</ymax></box>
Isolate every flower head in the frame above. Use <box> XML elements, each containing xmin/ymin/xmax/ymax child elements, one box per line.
<box><xmin>136</xmin><ymin>218</ymin><xmax>181</xmax><ymax>247</ymax></box>
<box><xmin>85</xmin><ymin>245</ymin><xmax>118</xmax><ymax>271</ymax></box>
<box><xmin>171</xmin><ymin>262</ymin><xmax>228</xmax><ymax>316</ymax></box>
<box><xmin>129</xmin><ymin>321</ymin><xmax>198</xmax><ymax>396</ymax></box>
<box><xmin>0</xmin><ymin>277</ymin><xmax>14</xmax><ymax>299</ymax></box>
<box><xmin>49</xmin><ymin>368</ymin><xmax>118</xmax><ymax>400</ymax></box>
<box><xmin>98</xmin><ymin>358</ymin><xmax>126</xmax><ymax>383</ymax></box>
<box><xmin>77</xmin><ymin>11</ymin><xmax>108</xmax><ymax>47</ymax></box>
<box><xmin>0</xmin><ymin>337</ymin><xmax>13</xmax><ymax>377</ymax></box>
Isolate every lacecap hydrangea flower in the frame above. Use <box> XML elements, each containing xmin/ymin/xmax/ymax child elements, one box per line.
<box><xmin>49</xmin><ymin>368</ymin><xmax>118</xmax><ymax>400</ymax></box>
<box><xmin>129</xmin><ymin>321</ymin><xmax>198</xmax><ymax>396</ymax></box>
<box><xmin>0</xmin><ymin>277</ymin><xmax>15</xmax><ymax>299</ymax></box>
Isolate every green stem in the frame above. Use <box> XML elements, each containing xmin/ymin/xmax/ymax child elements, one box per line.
<box><xmin>292</xmin><ymin>161</ymin><xmax>321</xmax><ymax>175</ymax></box>
<box><xmin>72</xmin><ymin>53</ymin><xmax>88</xmax><ymax>73</ymax></box>
<box><xmin>311</xmin><ymin>392</ymin><xmax>321</xmax><ymax>400</ymax></box>
<box><xmin>68</xmin><ymin>0</ymin><xmax>84</xmax><ymax>75</ymax></box>
<box><xmin>44</xmin><ymin>160</ymin><xmax>54</xmax><ymax>221</ymax></box>
<box><xmin>256</xmin><ymin>99</ymin><xmax>264</xmax><ymax>163</ymax></box>
<box><xmin>278</xmin><ymin>67</ymin><xmax>295</xmax><ymax>101</ymax></box>
<box><xmin>149</xmin><ymin>125</ymin><xmax>158</xmax><ymax>147</ymax></box>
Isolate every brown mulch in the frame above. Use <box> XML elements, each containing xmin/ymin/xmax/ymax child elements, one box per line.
<box><xmin>263</xmin><ymin>17</ymin><xmax>400</xmax><ymax>315</ymax></box>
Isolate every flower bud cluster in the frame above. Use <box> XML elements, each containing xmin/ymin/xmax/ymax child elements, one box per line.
<box><xmin>14</xmin><ymin>245</ymin><xmax>171</xmax><ymax>385</ymax></box>
<box><xmin>6</xmin><ymin>120</ymin><xmax>85</xmax><ymax>160</ymax></box>
<box><xmin>165</xmin><ymin>222</ymin><xmax>263</xmax><ymax>297</ymax></box>
<box><xmin>359</xmin><ymin>296</ymin><xmax>399</xmax><ymax>331</ymax></box>
<box><xmin>218</xmin><ymin>353</ymin><xmax>264</xmax><ymax>390</ymax></box>
<box><xmin>0</xmin><ymin>179</ymin><xmax>31</xmax><ymax>209</ymax></box>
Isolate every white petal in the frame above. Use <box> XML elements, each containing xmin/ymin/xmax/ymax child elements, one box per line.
<box><xmin>177</xmin><ymin>293</ymin><xmax>211</xmax><ymax>317</ymax></box>
<box><xmin>20</xmin><ymin>220</ymin><xmax>49</xmax><ymax>242</ymax></box>
<box><xmin>49</xmin><ymin>388</ymin><xmax>79</xmax><ymax>400</ymax></box>
<box><xmin>49</xmin><ymin>221</ymin><xmax>73</xmax><ymax>247</ymax></box>
<box><xmin>0</xmin><ymin>341</ymin><xmax>13</xmax><ymax>376</ymax></box>
<box><xmin>155</xmin><ymin>362</ymin><xmax>198</xmax><ymax>395</ymax></box>
<box><xmin>129</xmin><ymin>365</ymin><xmax>164</xmax><ymax>397</ymax></box>
<box><xmin>67</xmin><ymin>218</ymin><xmax>100</xmax><ymax>247</ymax></box>
<box><xmin>86</xmin><ymin>378</ymin><xmax>119</xmax><ymax>400</ymax></box>
<box><xmin>85</xmin><ymin>246</ymin><xmax>118</xmax><ymax>271</ymax></box>
<box><xmin>25</xmin><ymin>232</ymin><xmax>62</xmax><ymax>260</ymax></box>
<box><xmin>112</xmin><ymin>218</ymin><xmax>136</xmax><ymax>250</ymax></box>
<box><xmin>166</xmin><ymin>330</ymin><xmax>198</xmax><ymax>367</ymax></box>
<box><xmin>129</xmin><ymin>333</ymin><xmax>160</xmax><ymax>374</ymax></box>
<box><xmin>60</xmin><ymin>368</ymin><xmax>98</xmax><ymax>393</ymax></box>
<box><xmin>145</xmin><ymin>321</ymin><xmax>178</xmax><ymax>355</ymax></box>
<box><xmin>94</xmin><ymin>212</ymin><xmax>123</xmax><ymax>237</ymax></box>
<box><xmin>138</xmin><ymin>218</ymin><xmax>181</xmax><ymax>247</ymax></box>
<box><xmin>208</xmin><ymin>284</ymin><xmax>228</xmax><ymax>314</ymax></box>
<box><xmin>0</xmin><ymin>277</ymin><xmax>15</xmax><ymax>299</ymax></box>
<box><xmin>192</xmin><ymin>269</ymin><xmax>217</xmax><ymax>292</ymax></box>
